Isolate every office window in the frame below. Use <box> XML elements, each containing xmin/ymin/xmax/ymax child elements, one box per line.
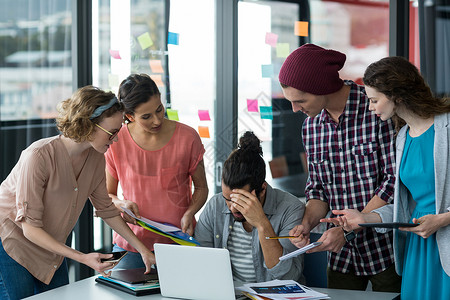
<box><xmin>310</xmin><ymin>0</ymin><xmax>390</xmax><ymax>82</ymax></box>
<box><xmin>238</xmin><ymin>1</ymin><xmax>305</xmax><ymax>197</ymax></box>
<box><xmin>237</xmin><ymin>0</ymin><xmax>390</xmax><ymax>199</ymax></box>
<box><xmin>93</xmin><ymin>0</ymin><xmax>215</xmax><ymax>195</ymax></box>
<box><xmin>410</xmin><ymin>0</ymin><xmax>450</xmax><ymax>96</ymax></box>
<box><xmin>0</xmin><ymin>0</ymin><xmax>72</xmax><ymax>121</ymax></box>
<box><xmin>93</xmin><ymin>0</ymin><xmax>216</xmax><ymax>250</ymax></box>
<box><xmin>0</xmin><ymin>0</ymin><xmax>72</xmax><ymax>181</ymax></box>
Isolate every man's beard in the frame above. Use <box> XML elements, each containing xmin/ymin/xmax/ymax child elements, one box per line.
<box><xmin>232</xmin><ymin>213</ymin><xmax>246</xmax><ymax>223</ymax></box>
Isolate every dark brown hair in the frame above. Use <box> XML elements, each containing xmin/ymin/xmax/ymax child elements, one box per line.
<box><xmin>118</xmin><ymin>74</ymin><xmax>161</xmax><ymax>122</ymax></box>
<box><xmin>222</xmin><ymin>131</ymin><xmax>266</xmax><ymax>196</ymax></box>
<box><xmin>363</xmin><ymin>56</ymin><xmax>450</xmax><ymax>130</ymax></box>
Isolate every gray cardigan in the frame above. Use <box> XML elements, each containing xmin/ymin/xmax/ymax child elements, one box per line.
<box><xmin>194</xmin><ymin>184</ymin><xmax>305</xmax><ymax>283</ymax></box>
<box><xmin>373</xmin><ymin>112</ymin><xmax>450</xmax><ymax>276</ymax></box>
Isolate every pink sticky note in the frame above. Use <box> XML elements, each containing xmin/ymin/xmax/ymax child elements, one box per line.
<box><xmin>247</xmin><ymin>99</ymin><xmax>259</xmax><ymax>112</ymax></box>
<box><xmin>109</xmin><ymin>49</ymin><xmax>121</xmax><ymax>59</ymax></box>
<box><xmin>265</xmin><ymin>32</ymin><xmax>278</xmax><ymax>47</ymax></box>
<box><xmin>198</xmin><ymin>110</ymin><xmax>211</xmax><ymax>121</ymax></box>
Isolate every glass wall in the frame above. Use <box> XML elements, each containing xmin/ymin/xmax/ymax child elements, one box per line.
<box><xmin>310</xmin><ymin>0</ymin><xmax>390</xmax><ymax>83</ymax></box>
<box><xmin>92</xmin><ymin>0</ymin><xmax>216</xmax><ymax>249</ymax></box>
<box><xmin>237</xmin><ymin>0</ymin><xmax>390</xmax><ymax>199</ymax></box>
<box><xmin>410</xmin><ymin>0</ymin><xmax>450</xmax><ymax>97</ymax></box>
<box><xmin>0</xmin><ymin>0</ymin><xmax>72</xmax><ymax>121</ymax></box>
<box><xmin>238</xmin><ymin>1</ymin><xmax>305</xmax><ymax>198</ymax></box>
<box><xmin>0</xmin><ymin>0</ymin><xmax>72</xmax><ymax>181</ymax></box>
<box><xmin>93</xmin><ymin>0</ymin><xmax>215</xmax><ymax>195</ymax></box>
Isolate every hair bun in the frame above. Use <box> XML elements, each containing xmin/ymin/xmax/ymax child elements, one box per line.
<box><xmin>238</xmin><ymin>131</ymin><xmax>262</xmax><ymax>156</ymax></box>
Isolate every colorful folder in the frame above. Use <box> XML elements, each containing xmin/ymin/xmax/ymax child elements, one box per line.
<box><xmin>121</xmin><ymin>207</ymin><xmax>200</xmax><ymax>246</ymax></box>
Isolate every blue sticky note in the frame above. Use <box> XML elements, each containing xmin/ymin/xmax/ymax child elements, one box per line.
<box><xmin>168</xmin><ymin>32</ymin><xmax>179</xmax><ymax>45</ymax></box>
<box><xmin>260</xmin><ymin>106</ymin><xmax>273</xmax><ymax>120</ymax></box>
<box><xmin>261</xmin><ymin>65</ymin><xmax>273</xmax><ymax>78</ymax></box>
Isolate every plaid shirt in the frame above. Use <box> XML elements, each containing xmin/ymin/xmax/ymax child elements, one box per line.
<box><xmin>302</xmin><ymin>81</ymin><xmax>396</xmax><ymax>276</ymax></box>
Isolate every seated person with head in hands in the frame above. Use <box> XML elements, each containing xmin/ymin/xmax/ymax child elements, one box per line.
<box><xmin>194</xmin><ymin>131</ymin><xmax>305</xmax><ymax>283</ymax></box>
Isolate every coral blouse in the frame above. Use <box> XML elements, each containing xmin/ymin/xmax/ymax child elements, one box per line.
<box><xmin>105</xmin><ymin>121</ymin><xmax>205</xmax><ymax>251</ymax></box>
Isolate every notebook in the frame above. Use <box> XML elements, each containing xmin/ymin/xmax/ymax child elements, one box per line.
<box><xmin>110</xmin><ymin>267</ymin><xmax>158</xmax><ymax>284</ymax></box>
<box><xmin>95</xmin><ymin>277</ymin><xmax>160</xmax><ymax>296</ymax></box>
<box><xmin>154</xmin><ymin>243</ymin><xmax>245</xmax><ymax>300</ymax></box>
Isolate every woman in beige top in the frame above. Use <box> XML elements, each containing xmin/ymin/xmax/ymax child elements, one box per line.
<box><xmin>0</xmin><ymin>86</ymin><xmax>155</xmax><ymax>299</ymax></box>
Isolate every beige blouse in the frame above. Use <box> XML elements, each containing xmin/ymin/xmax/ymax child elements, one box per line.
<box><xmin>0</xmin><ymin>135</ymin><xmax>120</xmax><ymax>284</ymax></box>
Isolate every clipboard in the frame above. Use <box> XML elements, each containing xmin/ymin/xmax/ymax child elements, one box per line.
<box><xmin>359</xmin><ymin>222</ymin><xmax>419</xmax><ymax>229</ymax></box>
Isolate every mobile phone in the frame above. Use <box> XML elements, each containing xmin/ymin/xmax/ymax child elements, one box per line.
<box><xmin>100</xmin><ymin>251</ymin><xmax>128</xmax><ymax>263</ymax></box>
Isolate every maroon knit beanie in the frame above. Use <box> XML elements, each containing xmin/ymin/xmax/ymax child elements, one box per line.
<box><xmin>279</xmin><ymin>43</ymin><xmax>346</xmax><ymax>95</ymax></box>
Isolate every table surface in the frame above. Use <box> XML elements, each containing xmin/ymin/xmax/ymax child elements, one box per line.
<box><xmin>26</xmin><ymin>276</ymin><xmax>400</xmax><ymax>300</ymax></box>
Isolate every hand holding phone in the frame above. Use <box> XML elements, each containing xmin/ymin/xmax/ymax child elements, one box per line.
<box><xmin>100</xmin><ymin>251</ymin><xmax>128</xmax><ymax>263</ymax></box>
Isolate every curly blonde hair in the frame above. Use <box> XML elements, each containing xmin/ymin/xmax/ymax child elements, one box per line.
<box><xmin>56</xmin><ymin>86</ymin><xmax>124</xmax><ymax>142</ymax></box>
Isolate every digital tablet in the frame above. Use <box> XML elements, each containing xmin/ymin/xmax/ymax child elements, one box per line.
<box><xmin>359</xmin><ymin>222</ymin><xmax>419</xmax><ymax>229</ymax></box>
<box><xmin>110</xmin><ymin>267</ymin><xmax>158</xmax><ymax>284</ymax></box>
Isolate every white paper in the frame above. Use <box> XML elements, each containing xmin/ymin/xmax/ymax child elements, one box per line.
<box><xmin>236</xmin><ymin>279</ymin><xmax>329</xmax><ymax>300</ymax></box>
<box><xmin>121</xmin><ymin>207</ymin><xmax>181</xmax><ymax>232</ymax></box>
<box><xmin>279</xmin><ymin>242</ymin><xmax>322</xmax><ymax>261</ymax></box>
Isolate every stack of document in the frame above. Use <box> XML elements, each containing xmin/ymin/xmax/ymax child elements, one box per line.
<box><xmin>236</xmin><ymin>280</ymin><xmax>329</xmax><ymax>300</ymax></box>
<box><xmin>121</xmin><ymin>207</ymin><xmax>200</xmax><ymax>246</ymax></box>
<box><xmin>95</xmin><ymin>268</ymin><xmax>160</xmax><ymax>296</ymax></box>
<box><xmin>95</xmin><ymin>275</ymin><xmax>160</xmax><ymax>296</ymax></box>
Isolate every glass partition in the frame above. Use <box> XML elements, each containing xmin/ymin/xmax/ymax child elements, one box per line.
<box><xmin>237</xmin><ymin>0</ymin><xmax>390</xmax><ymax>200</ymax></box>
<box><xmin>0</xmin><ymin>0</ymin><xmax>72</xmax><ymax>180</ymax></box>
<box><xmin>92</xmin><ymin>0</ymin><xmax>216</xmax><ymax>250</ymax></box>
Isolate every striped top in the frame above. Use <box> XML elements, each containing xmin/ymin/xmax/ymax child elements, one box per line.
<box><xmin>227</xmin><ymin>221</ymin><xmax>256</xmax><ymax>283</ymax></box>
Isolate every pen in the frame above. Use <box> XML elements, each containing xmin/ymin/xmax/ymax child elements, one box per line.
<box><xmin>265</xmin><ymin>236</ymin><xmax>296</xmax><ymax>239</ymax></box>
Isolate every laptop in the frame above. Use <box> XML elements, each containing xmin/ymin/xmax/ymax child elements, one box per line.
<box><xmin>154</xmin><ymin>243</ymin><xmax>245</xmax><ymax>300</ymax></box>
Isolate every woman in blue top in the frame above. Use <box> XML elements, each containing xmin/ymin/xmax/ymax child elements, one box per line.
<box><xmin>321</xmin><ymin>56</ymin><xmax>450</xmax><ymax>300</ymax></box>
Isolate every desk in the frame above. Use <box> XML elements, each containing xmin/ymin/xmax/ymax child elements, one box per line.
<box><xmin>26</xmin><ymin>276</ymin><xmax>400</xmax><ymax>300</ymax></box>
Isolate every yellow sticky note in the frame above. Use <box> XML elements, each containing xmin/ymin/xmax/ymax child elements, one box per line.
<box><xmin>166</xmin><ymin>109</ymin><xmax>179</xmax><ymax>121</ymax></box>
<box><xmin>137</xmin><ymin>32</ymin><xmax>153</xmax><ymax>50</ymax></box>
<box><xmin>294</xmin><ymin>21</ymin><xmax>309</xmax><ymax>37</ymax></box>
<box><xmin>198</xmin><ymin>126</ymin><xmax>210</xmax><ymax>138</ymax></box>
<box><xmin>276</xmin><ymin>43</ymin><xmax>290</xmax><ymax>58</ymax></box>
<box><xmin>151</xmin><ymin>74</ymin><xmax>164</xmax><ymax>87</ymax></box>
<box><xmin>149</xmin><ymin>60</ymin><xmax>164</xmax><ymax>73</ymax></box>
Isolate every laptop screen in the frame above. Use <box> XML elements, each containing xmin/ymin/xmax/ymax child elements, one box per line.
<box><xmin>154</xmin><ymin>243</ymin><xmax>240</xmax><ymax>300</ymax></box>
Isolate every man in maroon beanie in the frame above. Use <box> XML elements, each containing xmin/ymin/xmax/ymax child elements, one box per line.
<box><xmin>279</xmin><ymin>44</ymin><xmax>401</xmax><ymax>292</ymax></box>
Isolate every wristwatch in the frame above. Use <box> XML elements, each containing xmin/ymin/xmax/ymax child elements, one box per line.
<box><xmin>343</xmin><ymin>229</ymin><xmax>356</xmax><ymax>242</ymax></box>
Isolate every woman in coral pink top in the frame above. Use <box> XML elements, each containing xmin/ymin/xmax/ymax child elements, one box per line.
<box><xmin>105</xmin><ymin>74</ymin><xmax>208</xmax><ymax>269</ymax></box>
